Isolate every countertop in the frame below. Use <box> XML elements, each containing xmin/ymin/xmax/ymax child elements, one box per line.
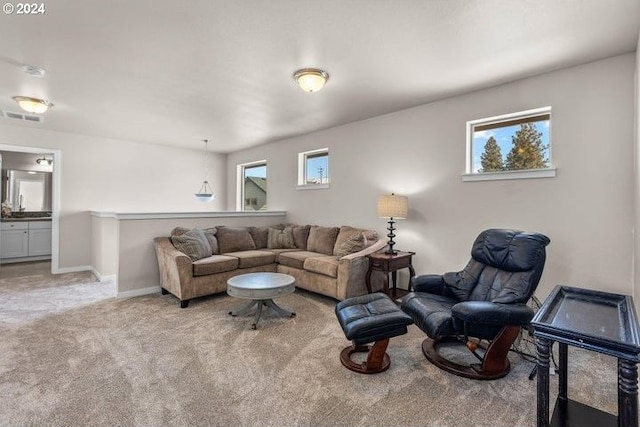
<box><xmin>1</xmin><ymin>217</ymin><xmax>52</xmax><ymax>222</ymax></box>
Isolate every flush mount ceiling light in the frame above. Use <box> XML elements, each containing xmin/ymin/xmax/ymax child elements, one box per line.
<box><xmin>12</xmin><ymin>96</ymin><xmax>53</xmax><ymax>114</ymax></box>
<box><xmin>293</xmin><ymin>68</ymin><xmax>329</xmax><ymax>93</ymax></box>
<box><xmin>195</xmin><ymin>139</ymin><xmax>216</xmax><ymax>203</ymax></box>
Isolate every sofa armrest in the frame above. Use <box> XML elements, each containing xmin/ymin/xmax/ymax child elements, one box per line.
<box><xmin>336</xmin><ymin>239</ymin><xmax>387</xmax><ymax>300</ymax></box>
<box><xmin>153</xmin><ymin>237</ymin><xmax>194</xmax><ymax>299</ymax></box>
<box><xmin>340</xmin><ymin>238</ymin><xmax>387</xmax><ymax>261</ymax></box>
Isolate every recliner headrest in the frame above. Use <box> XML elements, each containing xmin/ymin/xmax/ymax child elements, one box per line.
<box><xmin>471</xmin><ymin>229</ymin><xmax>550</xmax><ymax>272</ymax></box>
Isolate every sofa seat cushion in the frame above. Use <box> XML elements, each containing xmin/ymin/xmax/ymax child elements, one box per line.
<box><xmin>278</xmin><ymin>251</ymin><xmax>327</xmax><ymax>270</ymax></box>
<box><xmin>304</xmin><ymin>256</ymin><xmax>339</xmax><ymax>278</ymax></box>
<box><xmin>224</xmin><ymin>250</ymin><xmax>276</xmax><ymax>269</ymax></box>
<box><xmin>193</xmin><ymin>255</ymin><xmax>239</xmax><ymax>276</ymax></box>
<box><xmin>265</xmin><ymin>248</ymin><xmax>300</xmax><ymax>262</ymax></box>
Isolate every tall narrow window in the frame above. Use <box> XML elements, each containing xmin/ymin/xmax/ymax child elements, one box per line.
<box><xmin>464</xmin><ymin>107</ymin><xmax>555</xmax><ymax>181</ymax></box>
<box><xmin>238</xmin><ymin>161</ymin><xmax>267</xmax><ymax>211</ymax></box>
<box><xmin>297</xmin><ymin>148</ymin><xmax>329</xmax><ymax>189</ymax></box>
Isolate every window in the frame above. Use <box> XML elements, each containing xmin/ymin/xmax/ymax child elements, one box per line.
<box><xmin>463</xmin><ymin>107</ymin><xmax>555</xmax><ymax>181</ymax></box>
<box><xmin>237</xmin><ymin>161</ymin><xmax>267</xmax><ymax>211</ymax></box>
<box><xmin>297</xmin><ymin>148</ymin><xmax>329</xmax><ymax>189</ymax></box>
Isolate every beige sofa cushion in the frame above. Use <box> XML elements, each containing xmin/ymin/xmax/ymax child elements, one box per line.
<box><xmin>217</xmin><ymin>227</ymin><xmax>256</xmax><ymax>254</ymax></box>
<box><xmin>225</xmin><ymin>250</ymin><xmax>276</xmax><ymax>269</ymax></box>
<box><xmin>192</xmin><ymin>255</ymin><xmax>239</xmax><ymax>276</ymax></box>
<box><xmin>267</xmin><ymin>227</ymin><xmax>296</xmax><ymax>249</ymax></box>
<box><xmin>333</xmin><ymin>226</ymin><xmax>366</xmax><ymax>257</ymax></box>
<box><xmin>249</xmin><ymin>226</ymin><xmax>271</xmax><ymax>249</ymax></box>
<box><xmin>171</xmin><ymin>226</ymin><xmax>219</xmax><ymax>255</ymax></box>
<box><xmin>265</xmin><ymin>248</ymin><xmax>300</xmax><ymax>262</ymax></box>
<box><xmin>304</xmin><ymin>256</ymin><xmax>339</xmax><ymax>278</ymax></box>
<box><xmin>290</xmin><ymin>225</ymin><xmax>310</xmax><ymax>249</ymax></box>
<box><xmin>307</xmin><ymin>226</ymin><xmax>339</xmax><ymax>255</ymax></box>
<box><xmin>278</xmin><ymin>251</ymin><xmax>326</xmax><ymax>270</ymax></box>
<box><xmin>170</xmin><ymin>229</ymin><xmax>212</xmax><ymax>261</ymax></box>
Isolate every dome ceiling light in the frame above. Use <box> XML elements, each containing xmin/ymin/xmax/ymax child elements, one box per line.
<box><xmin>12</xmin><ymin>96</ymin><xmax>53</xmax><ymax>114</ymax></box>
<box><xmin>293</xmin><ymin>68</ymin><xmax>329</xmax><ymax>93</ymax></box>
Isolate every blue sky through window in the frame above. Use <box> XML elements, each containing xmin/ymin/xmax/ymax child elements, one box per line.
<box><xmin>472</xmin><ymin>121</ymin><xmax>550</xmax><ymax>172</ymax></box>
<box><xmin>306</xmin><ymin>155</ymin><xmax>328</xmax><ymax>182</ymax></box>
<box><xmin>245</xmin><ymin>164</ymin><xmax>266</xmax><ymax>178</ymax></box>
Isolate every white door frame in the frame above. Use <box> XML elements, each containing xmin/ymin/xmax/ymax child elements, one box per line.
<box><xmin>0</xmin><ymin>143</ymin><xmax>61</xmax><ymax>274</ymax></box>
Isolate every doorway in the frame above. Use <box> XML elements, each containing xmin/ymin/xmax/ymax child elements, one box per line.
<box><xmin>0</xmin><ymin>144</ymin><xmax>60</xmax><ymax>275</ymax></box>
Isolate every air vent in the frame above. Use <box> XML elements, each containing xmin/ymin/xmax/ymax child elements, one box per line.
<box><xmin>0</xmin><ymin>110</ymin><xmax>44</xmax><ymax>123</ymax></box>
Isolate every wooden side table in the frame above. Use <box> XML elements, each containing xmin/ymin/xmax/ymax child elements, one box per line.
<box><xmin>365</xmin><ymin>251</ymin><xmax>416</xmax><ymax>299</ymax></box>
<box><xmin>531</xmin><ymin>285</ymin><xmax>640</xmax><ymax>427</ymax></box>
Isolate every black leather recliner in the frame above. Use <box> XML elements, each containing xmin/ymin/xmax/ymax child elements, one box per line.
<box><xmin>401</xmin><ymin>229</ymin><xmax>550</xmax><ymax>380</ymax></box>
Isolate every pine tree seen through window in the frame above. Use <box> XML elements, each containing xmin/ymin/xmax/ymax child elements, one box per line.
<box><xmin>470</xmin><ymin>108</ymin><xmax>551</xmax><ymax>175</ymax></box>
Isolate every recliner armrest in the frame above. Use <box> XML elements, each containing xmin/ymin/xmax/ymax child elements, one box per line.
<box><xmin>411</xmin><ymin>274</ymin><xmax>446</xmax><ymax>294</ymax></box>
<box><xmin>451</xmin><ymin>301</ymin><xmax>534</xmax><ymax>327</ymax></box>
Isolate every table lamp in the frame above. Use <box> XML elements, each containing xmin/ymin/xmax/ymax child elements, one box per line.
<box><xmin>377</xmin><ymin>193</ymin><xmax>408</xmax><ymax>254</ymax></box>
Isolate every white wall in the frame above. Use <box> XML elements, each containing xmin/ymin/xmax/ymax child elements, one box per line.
<box><xmin>634</xmin><ymin>34</ymin><xmax>640</xmax><ymax>306</ymax></box>
<box><xmin>0</xmin><ymin>126</ymin><xmax>226</xmax><ymax>271</ymax></box>
<box><xmin>228</xmin><ymin>53</ymin><xmax>637</xmax><ymax>300</ymax></box>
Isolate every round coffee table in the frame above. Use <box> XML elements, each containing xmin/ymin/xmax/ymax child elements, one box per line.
<box><xmin>227</xmin><ymin>272</ymin><xmax>296</xmax><ymax>329</ymax></box>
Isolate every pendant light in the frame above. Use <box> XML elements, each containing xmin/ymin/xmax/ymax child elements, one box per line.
<box><xmin>195</xmin><ymin>139</ymin><xmax>216</xmax><ymax>202</ymax></box>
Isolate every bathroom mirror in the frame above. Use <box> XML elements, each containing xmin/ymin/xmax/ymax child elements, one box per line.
<box><xmin>2</xmin><ymin>169</ymin><xmax>52</xmax><ymax>212</ymax></box>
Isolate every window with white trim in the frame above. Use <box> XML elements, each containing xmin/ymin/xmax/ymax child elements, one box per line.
<box><xmin>297</xmin><ymin>148</ymin><xmax>329</xmax><ymax>189</ymax></box>
<box><xmin>237</xmin><ymin>160</ymin><xmax>267</xmax><ymax>211</ymax></box>
<box><xmin>463</xmin><ymin>107</ymin><xmax>555</xmax><ymax>181</ymax></box>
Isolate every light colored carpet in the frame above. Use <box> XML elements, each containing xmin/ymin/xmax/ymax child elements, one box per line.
<box><xmin>0</xmin><ymin>271</ymin><xmax>623</xmax><ymax>426</ymax></box>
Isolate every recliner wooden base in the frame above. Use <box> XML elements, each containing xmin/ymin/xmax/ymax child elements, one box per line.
<box><xmin>340</xmin><ymin>339</ymin><xmax>391</xmax><ymax>374</ymax></box>
<box><xmin>422</xmin><ymin>325</ymin><xmax>521</xmax><ymax>380</ymax></box>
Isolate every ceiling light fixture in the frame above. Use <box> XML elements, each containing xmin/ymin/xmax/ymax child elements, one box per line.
<box><xmin>293</xmin><ymin>68</ymin><xmax>329</xmax><ymax>93</ymax></box>
<box><xmin>12</xmin><ymin>96</ymin><xmax>53</xmax><ymax>114</ymax></box>
<box><xmin>195</xmin><ymin>139</ymin><xmax>216</xmax><ymax>203</ymax></box>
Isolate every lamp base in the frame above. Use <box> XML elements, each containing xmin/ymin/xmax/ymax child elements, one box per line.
<box><xmin>386</xmin><ymin>218</ymin><xmax>397</xmax><ymax>255</ymax></box>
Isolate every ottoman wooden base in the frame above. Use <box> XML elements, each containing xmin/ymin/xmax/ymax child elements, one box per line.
<box><xmin>340</xmin><ymin>339</ymin><xmax>391</xmax><ymax>374</ymax></box>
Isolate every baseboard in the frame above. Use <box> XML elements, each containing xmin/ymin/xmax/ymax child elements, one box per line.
<box><xmin>91</xmin><ymin>268</ymin><xmax>116</xmax><ymax>283</ymax></box>
<box><xmin>117</xmin><ymin>286</ymin><xmax>160</xmax><ymax>299</ymax></box>
<box><xmin>53</xmin><ymin>265</ymin><xmax>93</xmax><ymax>274</ymax></box>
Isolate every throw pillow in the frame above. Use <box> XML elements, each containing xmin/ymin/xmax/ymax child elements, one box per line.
<box><xmin>249</xmin><ymin>225</ymin><xmax>281</xmax><ymax>249</ymax></box>
<box><xmin>170</xmin><ymin>228</ymin><xmax>212</xmax><ymax>261</ymax></box>
<box><xmin>216</xmin><ymin>226</ymin><xmax>257</xmax><ymax>254</ymax></box>
<box><xmin>267</xmin><ymin>227</ymin><xmax>296</xmax><ymax>249</ymax></box>
<box><xmin>170</xmin><ymin>226</ymin><xmax>190</xmax><ymax>237</ymax></box>
<box><xmin>307</xmin><ymin>226</ymin><xmax>340</xmax><ymax>255</ymax></box>
<box><xmin>334</xmin><ymin>232</ymin><xmax>365</xmax><ymax>257</ymax></box>
<box><xmin>290</xmin><ymin>224</ymin><xmax>310</xmax><ymax>249</ymax></box>
<box><xmin>203</xmin><ymin>227</ymin><xmax>219</xmax><ymax>255</ymax></box>
<box><xmin>333</xmin><ymin>226</ymin><xmax>366</xmax><ymax>255</ymax></box>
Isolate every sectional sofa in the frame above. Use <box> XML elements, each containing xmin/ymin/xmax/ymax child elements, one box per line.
<box><xmin>154</xmin><ymin>224</ymin><xmax>386</xmax><ymax>307</ymax></box>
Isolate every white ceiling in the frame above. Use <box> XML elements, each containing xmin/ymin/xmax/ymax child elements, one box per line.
<box><xmin>0</xmin><ymin>0</ymin><xmax>638</xmax><ymax>153</ymax></box>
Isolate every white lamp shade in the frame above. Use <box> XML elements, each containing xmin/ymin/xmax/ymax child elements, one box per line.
<box><xmin>377</xmin><ymin>194</ymin><xmax>408</xmax><ymax>219</ymax></box>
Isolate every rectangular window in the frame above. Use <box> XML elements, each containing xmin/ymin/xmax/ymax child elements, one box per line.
<box><xmin>297</xmin><ymin>148</ymin><xmax>329</xmax><ymax>189</ymax></box>
<box><xmin>237</xmin><ymin>161</ymin><xmax>267</xmax><ymax>211</ymax></box>
<box><xmin>464</xmin><ymin>107</ymin><xmax>555</xmax><ymax>181</ymax></box>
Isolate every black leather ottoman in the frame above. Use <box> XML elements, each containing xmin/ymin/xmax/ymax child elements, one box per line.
<box><xmin>335</xmin><ymin>292</ymin><xmax>413</xmax><ymax>374</ymax></box>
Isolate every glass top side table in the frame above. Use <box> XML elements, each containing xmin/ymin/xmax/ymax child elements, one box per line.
<box><xmin>531</xmin><ymin>285</ymin><xmax>640</xmax><ymax>427</ymax></box>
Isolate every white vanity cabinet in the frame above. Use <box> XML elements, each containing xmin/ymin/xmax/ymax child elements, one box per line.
<box><xmin>0</xmin><ymin>220</ymin><xmax>52</xmax><ymax>261</ymax></box>
<box><xmin>27</xmin><ymin>221</ymin><xmax>52</xmax><ymax>256</ymax></box>
<box><xmin>0</xmin><ymin>222</ymin><xmax>29</xmax><ymax>258</ymax></box>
